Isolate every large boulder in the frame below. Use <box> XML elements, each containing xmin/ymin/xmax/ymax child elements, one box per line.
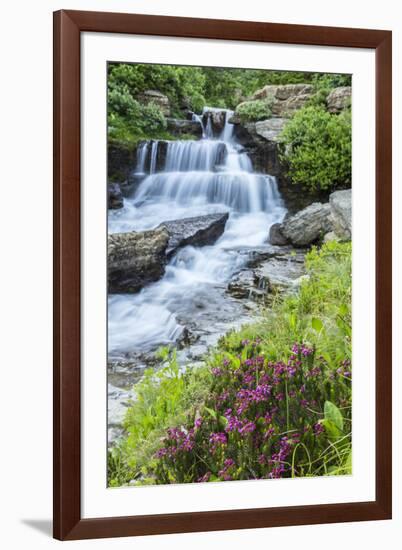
<box><xmin>329</xmin><ymin>189</ymin><xmax>352</xmax><ymax>239</ymax></box>
<box><xmin>254</xmin><ymin>118</ymin><xmax>288</xmax><ymax>141</ymax></box>
<box><xmin>159</xmin><ymin>212</ymin><xmax>229</xmax><ymax>256</ymax></box>
<box><xmin>166</xmin><ymin>118</ymin><xmax>203</xmax><ymax>138</ymax></box>
<box><xmin>136</xmin><ymin>89</ymin><xmax>170</xmax><ymax>116</ymax></box>
<box><xmin>108</xmin><ymin>182</ymin><xmax>123</xmax><ymax>209</ymax></box>
<box><xmin>108</xmin><ymin>227</ymin><xmax>169</xmax><ymax>293</ymax></box>
<box><xmin>326</xmin><ymin>87</ymin><xmax>351</xmax><ymax>114</ymax></box>
<box><xmin>251</xmin><ymin>84</ymin><xmax>314</xmax><ymax>117</ymax></box>
<box><xmin>282</xmin><ymin>203</ymin><xmax>332</xmax><ymax>247</ymax></box>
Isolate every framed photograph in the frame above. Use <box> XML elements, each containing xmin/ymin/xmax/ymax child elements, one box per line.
<box><xmin>53</xmin><ymin>10</ymin><xmax>392</xmax><ymax>540</ymax></box>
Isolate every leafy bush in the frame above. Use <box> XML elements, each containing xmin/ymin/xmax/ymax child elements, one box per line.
<box><xmin>279</xmin><ymin>106</ymin><xmax>351</xmax><ymax>191</ymax></box>
<box><xmin>235</xmin><ymin>98</ymin><xmax>274</xmax><ymax>123</ymax></box>
<box><xmin>108</xmin><ymin>242</ymin><xmax>352</xmax><ymax>486</ymax></box>
<box><xmin>108</xmin><ymin>83</ymin><xmax>169</xmax><ymax>146</ymax></box>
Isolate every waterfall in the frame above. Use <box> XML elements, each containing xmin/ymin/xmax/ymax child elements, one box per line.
<box><xmin>149</xmin><ymin>141</ymin><xmax>159</xmax><ymax>174</ymax></box>
<box><xmin>135</xmin><ymin>142</ymin><xmax>149</xmax><ymax>174</ymax></box>
<box><xmin>108</xmin><ymin>107</ymin><xmax>286</xmax><ymax>355</ymax></box>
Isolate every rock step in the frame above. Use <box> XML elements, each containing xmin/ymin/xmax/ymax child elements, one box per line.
<box><xmin>108</xmin><ymin>213</ymin><xmax>229</xmax><ymax>293</ymax></box>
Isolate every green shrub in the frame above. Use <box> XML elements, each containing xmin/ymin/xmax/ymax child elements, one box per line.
<box><xmin>235</xmin><ymin>98</ymin><xmax>274</xmax><ymax>123</ymax></box>
<box><xmin>279</xmin><ymin>105</ymin><xmax>351</xmax><ymax>191</ymax></box>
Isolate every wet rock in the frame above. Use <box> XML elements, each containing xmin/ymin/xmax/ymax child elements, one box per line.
<box><xmin>159</xmin><ymin>212</ymin><xmax>229</xmax><ymax>256</ymax></box>
<box><xmin>329</xmin><ymin>189</ymin><xmax>352</xmax><ymax>240</ymax></box>
<box><xmin>282</xmin><ymin>203</ymin><xmax>332</xmax><ymax>247</ymax></box>
<box><xmin>327</xmin><ymin>87</ymin><xmax>351</xmax><ymax>114</ymax></box>
<box><xmin>108</xmin><ymin>382</ymin><xmax>136</xmax><ymax>443</ymax></box>
<box><xmin>255</xmin><ymin>252</ymin><xmax>306</xmax><ymax>293</ymax></box>
<box><xmin>108</xmin><ymin>143</ymin><xmax>136</xmax><ymax>182</ymax></box>
<box><xmin>203</xmin><ymin>109</ymin><xmax>227</xmax><ymax>133</ymax></box>
<box><xmin>238</xmin><ymin>245</ymin><xmax>284</xmax><ymax>267</ymax></box>
<box><xmin>108</xmin><ymin>226</ymin><xmax>170</xmax><ymax>293</ymax></box>
<box><xmin>137</xmin><ymin>89</ymin><xmax>170</xmax><ymax>116</ymax></box>
<box><xmin>268</xmin><ymin>223</ymin><xmax>288</xmax><ymax>246</ymax></box>
<box><xmin>227</xmin><ymin>249</ymin><xmax>306</xmax><ymax>301</ymax></box>
<box><xmin>233</xmin><ymin>122</ymin><xmax>282</xmax><ymax>176</ymax></box>
<box><xmin>124</xmin><ymin>173</ymin><xmax>146</xmax><ymax>197</ymax></box>
<box><xmin>108</xmin><ymin>182</ymin><xmax>124</xmax><ymax>209</ymax></box>
<box><xmin>166</xmin><ymin>118</ymin><xmax>203</xmax><ymax>138</ymax></box>
<box><xmin>276</xmin><ymin>178</ymin><xmax>331</xmax><ymax>214</ymax></box>
<box><xmin>227</xmin><ymin>270</ymin><xmax>256</xmax><ymax>299</ymax></box>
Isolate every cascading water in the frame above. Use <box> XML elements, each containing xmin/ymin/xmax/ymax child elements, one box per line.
<box><xmin>108</xmin><ymin>108</ymin><xmax>286</xmax><ymax>358</ymax></box>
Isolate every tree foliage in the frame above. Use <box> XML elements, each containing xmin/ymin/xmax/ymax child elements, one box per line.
<box><xmin>107</xmin><ymin>62</ymin><xmax>352</xmax><ymax>146</ymax></box>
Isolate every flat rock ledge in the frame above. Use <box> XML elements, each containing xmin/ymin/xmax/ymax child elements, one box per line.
<box><xmin>108</xmin><ymin>226</ymin><xmax>169</xmax><ymax>294</ymax></box>
<box><xmin>108</xmin><ymin>213</ymin><xmax>229</xmax><ymax>293</ymax></box>
<box><xmin>159</xmin><ymin>212</ymin><xmax>229</xmax><ymax>256</ymax></box>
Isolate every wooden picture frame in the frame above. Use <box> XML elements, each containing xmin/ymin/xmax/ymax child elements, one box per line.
<box><xmin>53</xmin><ymin>9</ymin><xmax>392</xmax><ymax>540</ymax></box>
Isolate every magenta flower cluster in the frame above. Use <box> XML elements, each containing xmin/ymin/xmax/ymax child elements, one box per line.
<box><xmin>153</xmin><ymin>341</ymin><xmax>351</xmax><ymax>485</ymax></box>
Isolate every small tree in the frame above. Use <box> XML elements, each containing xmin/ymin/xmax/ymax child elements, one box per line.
<box><xmin>279</xmin><ymin>106</ymin><xmax>351</xmax><ymax>191</ymax></box>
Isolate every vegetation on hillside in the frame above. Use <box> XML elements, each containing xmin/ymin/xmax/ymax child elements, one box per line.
<box><xmin>107</xmin><ymin>63</ymin><xmax>351</xmax><ymax>147</ymax></box>
<box><xmin>108</xmin><ymin>241</ymin><xmax>352</xmax><ymax>487</ymax></box>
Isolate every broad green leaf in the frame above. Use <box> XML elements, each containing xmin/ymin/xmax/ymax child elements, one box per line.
<box><xmin>324</xmin><ymin>401</ymin><xmax>344</xmax><ymax>432</ymax></box>
<box><xmin>311</xmin><ymin>317</ymin><xmax>323</xmax><ymax>332</ymax></box>
<box><xmin>322</xmin><ymin>419</ymin><xmax>342</xmax><ymax>441</ymax></box>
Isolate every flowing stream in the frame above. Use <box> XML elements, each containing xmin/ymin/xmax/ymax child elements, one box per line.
<box><xmin>108</xmin><ymin>108</ymin><xmax>287</xmax><ymax>438</ymax></box>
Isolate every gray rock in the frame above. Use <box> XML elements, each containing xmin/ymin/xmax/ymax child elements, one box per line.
<box><xmin>254</xmin><ymin>118</ymin><xmax>288</xmax><ymax>141</ymax></box>
<box><xmin>329</xmin><ymin>189</ymin><xmax>352</xmax><ymax>239</ymax></box>
<box><xmin>159</xmin><ymin>212</ymin><xmax>229</xmax><ymax>256</ymax></box>
<box><xmin>227</xmin><ymin>249</ymin><xmax>306</xmax><ymax>301</ymax></box>
<box><xmin>255</xmin><ymin>252</ymin><xmax>306</xmax><ymax>293</ymax></box>
<box><xmin>323</xmin><ymin>231</ymin><xmax>340</xmax><ymax>243</ymax></box>
<box><xmin>227</xmin><ymin>270</ymin><xmax>256</xmax><ymax>299</ymax></box>
<box><xmin>166</xmin><ymin>118</ymin><xmax>203</xmax><ymax>138</ymax></box>
<box><xmin>137</xmin><ymin>89</ymin><xmax>170</xmax><ymax>116</ymax></box>
<box><xmin>251</xmin><ymin>84</ymin><xmax>314</xmax><ymax>117</ymax></box>
<box><xmin>327</xmin><ymin>87</ymin><xmax>351</xmax><ymax>114</ymax></box>
<box><xmin>202</xmin><ymin>109</ymin><xmax>227</xmax><ymax>133</ymax></box>
<box><xmin>282</xmin><ymin>202</ymin><xmax>332</xmax><ymax>247</ymax></box>
<box><xmin>108</xmin><ymin>227</ymin><xmax>169</xmax><ymax>293</ymax></box>
<box><xmin>108</xmin><ymin>183</ymin><xmax>123</xmax><ymax>210</ymax></box>
<box><xmin>268</xmin><ymin>223</ymin><xmax>288</xmax><ymax>246</ymax></box>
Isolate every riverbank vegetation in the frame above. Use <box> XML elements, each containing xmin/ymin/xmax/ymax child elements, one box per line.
<box><xmin>108</xmin><ymin>240</ymin><xmax>352</xmax><ymax>487</ymax></box>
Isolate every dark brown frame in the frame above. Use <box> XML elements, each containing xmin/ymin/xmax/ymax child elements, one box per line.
<box><xmin>54</xmin><ymin>9</ymin><xmax>392</xmax><ymax>540</ymax></box>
